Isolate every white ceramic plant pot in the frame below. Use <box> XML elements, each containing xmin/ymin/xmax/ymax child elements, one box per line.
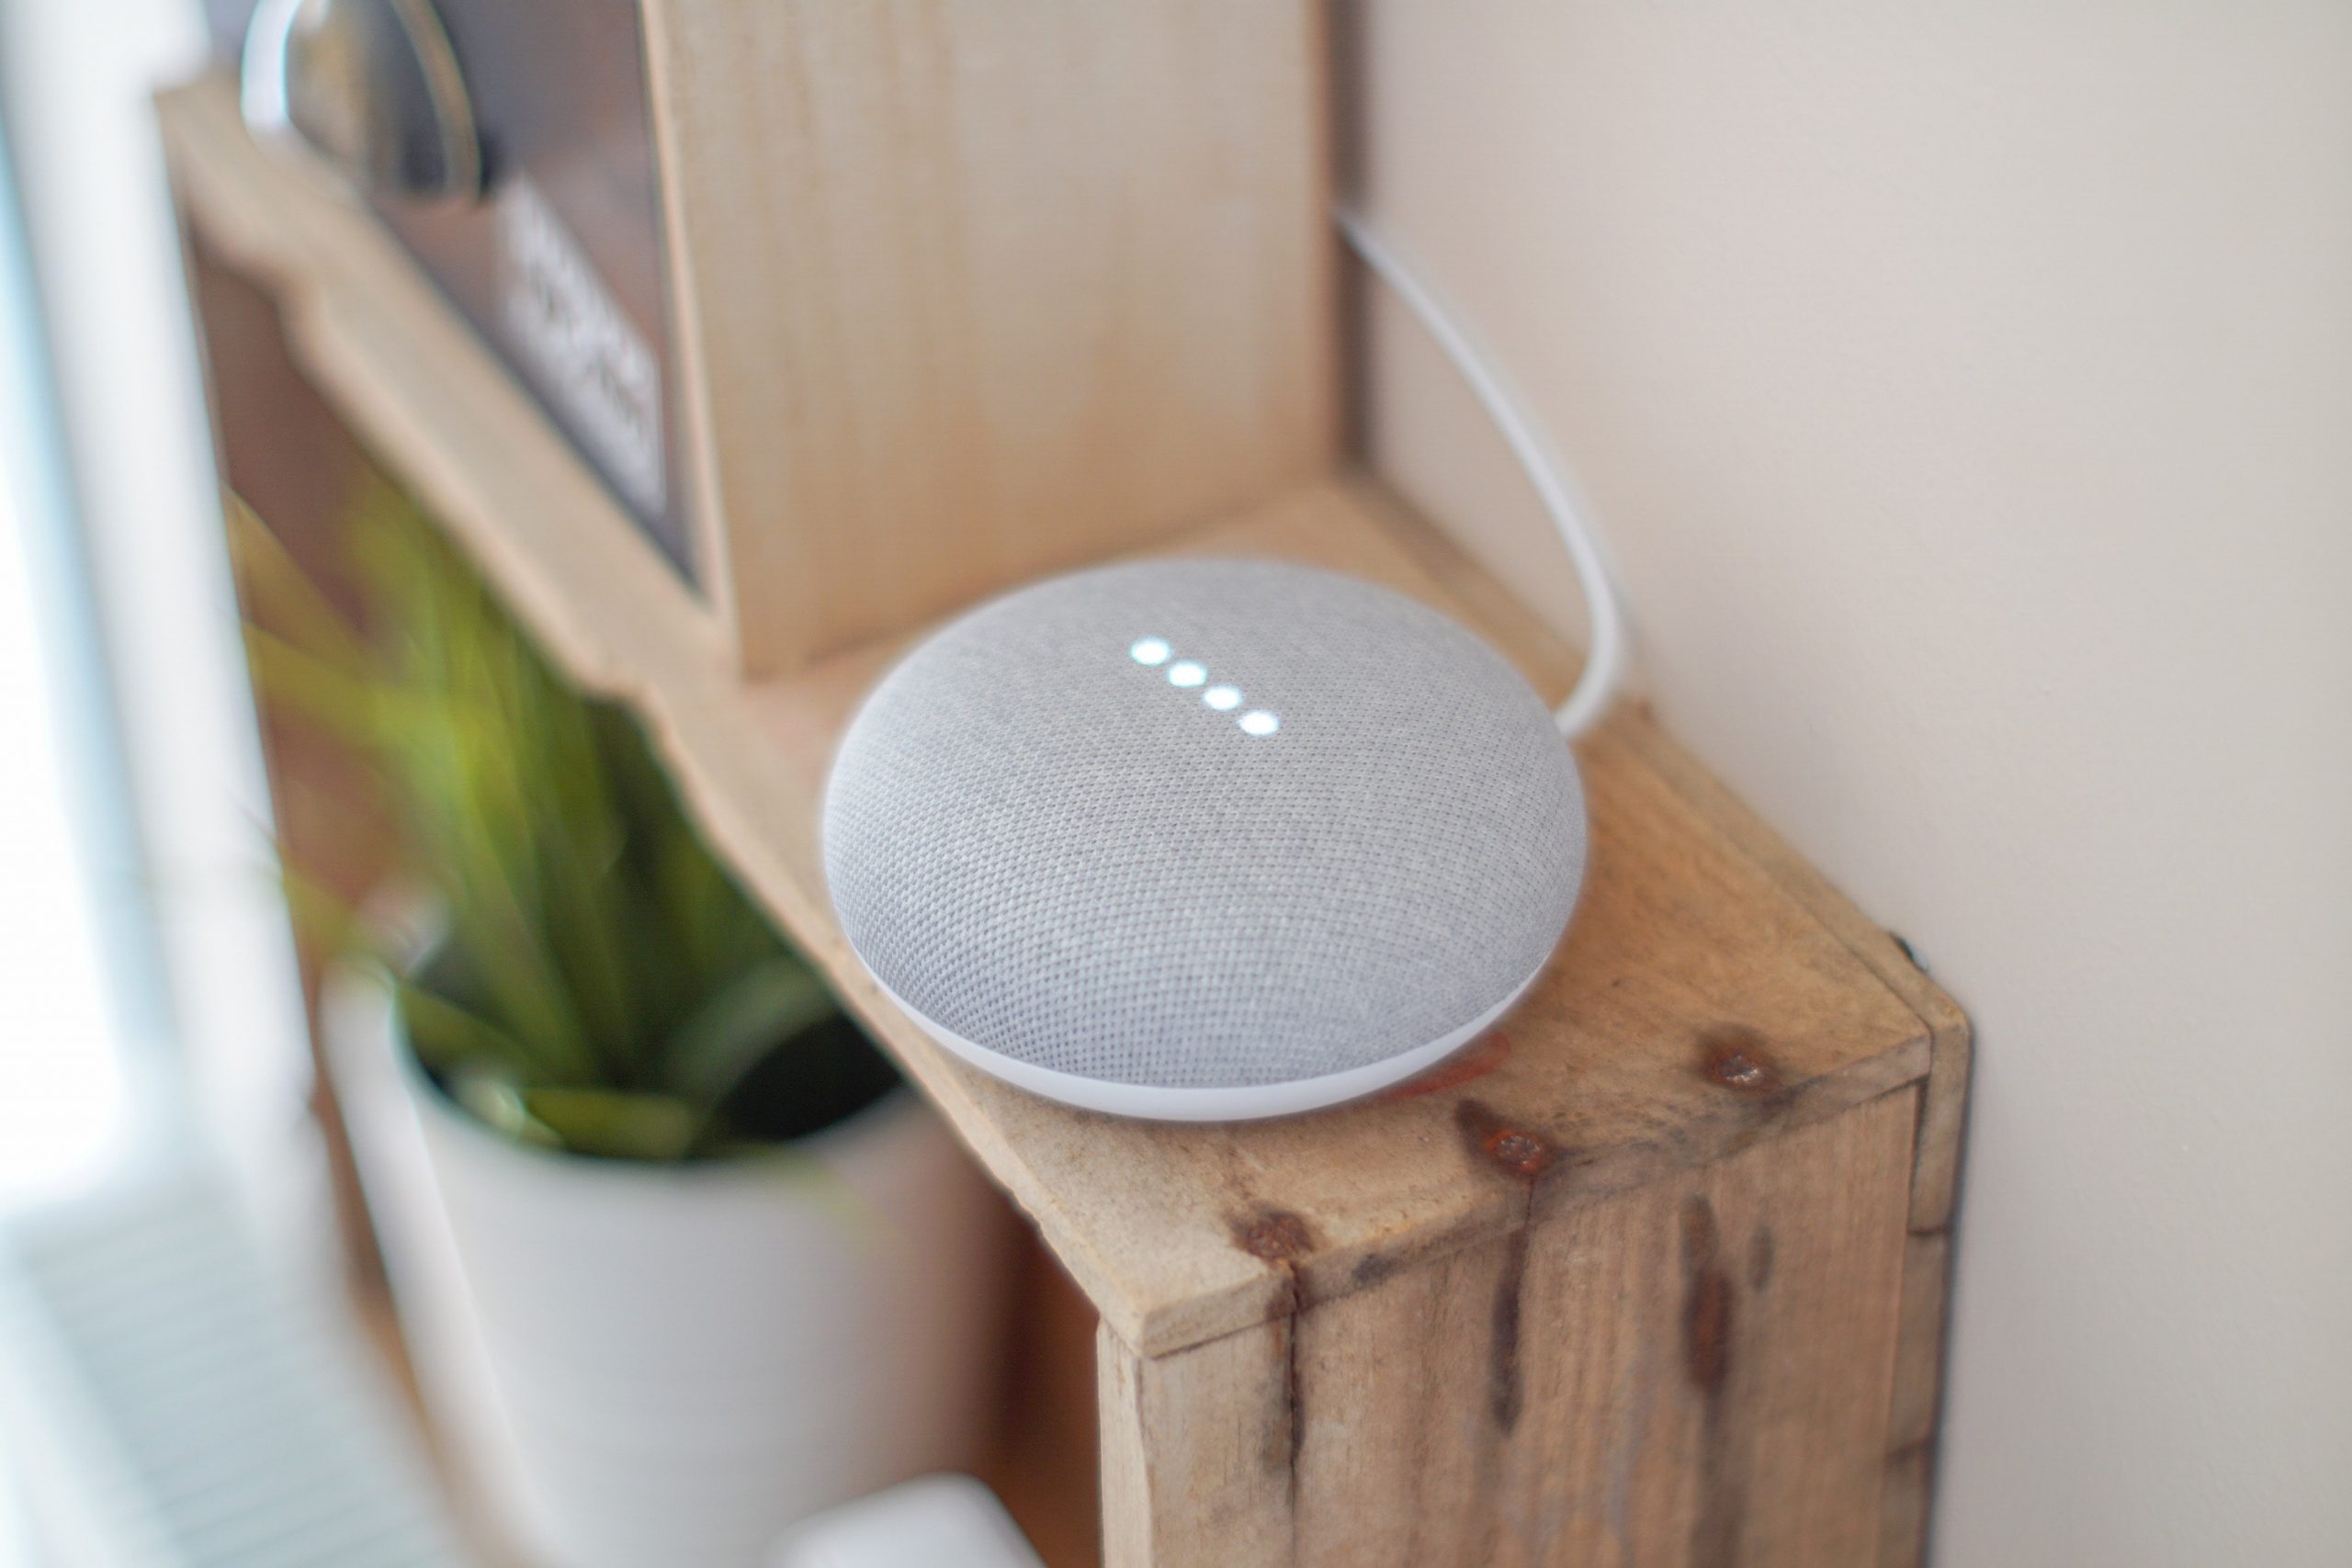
<box><xmin>321</xmin><ymin>958</ymin><xmax>1013</xmax><ymax>1568</ymax></box>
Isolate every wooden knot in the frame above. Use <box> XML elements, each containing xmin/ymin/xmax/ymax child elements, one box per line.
<box><xmin>1232</xmin><ymin>1208</ymin><xmax>1314</xmax><ymax>1263</ymax></box>
<box><xmin>1699</xmin><ymin>1025</ymin><xmax>1784</xmax><ymax>1096</ymax></box>
<box><xmin>1455</xmin><ymin>1099</ymin><xmax>1559</xmax><ymax>1182</ymax></box>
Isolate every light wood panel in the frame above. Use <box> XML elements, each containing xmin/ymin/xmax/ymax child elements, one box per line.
<box><xmin>1611</xmin><ymin>720</ymin><xmax>1973</xmax><ymax>1568</ymax></box>
<box><xmin>161</xmin><ymin>69</ymin><xmax>1969</xmax><ymax>1562</ymax></box>
<box><xmin>160</xmin><ymin>70</ymin><xmax>1944</xmax><ymax>1361</ymax></box>
<box><xmin>1101</xmin><ymin>1089</ymin><xmax>1919</xmax><ymax>1568</ymax></box>
<box><xmin>641</xmin><ymin>0</ymin><xmax>1340</xmax><ymax>672</ymax></box>
<box><xmin>1099</xmin><ymin>1313</ymin><xmax>1295</xmax><ymax>1568</ymax></box>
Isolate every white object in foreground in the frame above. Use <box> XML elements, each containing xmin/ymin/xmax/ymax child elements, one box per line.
<box><xmin>772</xmin><ymin>1475</ymin><xmax>1044</xmax><ymax>1568</ymax></box>
<box><xmin>322</xmin><ymin>955</ymin><xmax>1013</xmax><ymax>1568</ymax></box>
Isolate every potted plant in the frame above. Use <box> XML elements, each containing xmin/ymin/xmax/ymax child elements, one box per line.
<box><xmin>234</xmin><ymin>485</ymin><xmax>1012</xmax><ymax>1568</ymax></box>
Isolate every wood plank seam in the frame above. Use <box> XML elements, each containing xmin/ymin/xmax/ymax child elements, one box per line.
<box><xmin>639</xmin><ymin>0</ymin><xmax>1340</xmax><ymax>674</ymax></box>
<box><xmin>162</xmin><ymin>81</ymin><xmax>1968</xmax><ymax>1567</ymax></box>
<box><xmin>1124</xmin><ymin>1087</ymin><xmax>1922</xmax><ymax>1567</ymax></box>
<box><xmin>1344</xmin><ymin>468</ymin><xmax>1966</xmax><ymax>1211</ymax></box>
<box><xmin>1291</xmin><ymin>489</ymin><xmax>1971</xmax><ymax>1562</ymax></box>
<box><xmin>1606</xmin><ymin>715</ymin><xmax>1971</xmax><ymax>1568</ymax></box>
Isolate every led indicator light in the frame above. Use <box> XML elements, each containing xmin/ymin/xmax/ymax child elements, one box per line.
<box><xmin>1167</xmin><ymin>661</ymin><xmax>1207</xmax><ymax>688</ymax></box>
<box><xmin>1238</xmin><ymin>710</ymin><xmax>1281</xmax><ymax>737</ymax></box>
<box><xmin>1129</xmin><ymin>637</ymin><xmax>1171</xmax><ymax>666</ymax></box>
<box><xmin>1203</xmin><ymin>685</ymin><xmax>1243</xmax><ymax>711</ymax></box>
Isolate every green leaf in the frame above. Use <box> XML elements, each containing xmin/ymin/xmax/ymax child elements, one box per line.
<box><xmin>396</xmin><ymin>979</ymin><xmax>546</xmax><ymax>1082</ymax></box>
<box><xmin>224</xmin><ymin>491</ymin><xmax>377</xmax><ymax>672</ymax></box>
<box><xmin>242</xmin><ymin>626</ymin><xmax>389</xmax><ymax>748</ymax></box>
<box><xmin>237</xmin><ymin>478</ymin><xmax>881</xmax><ymax>1161</ymax></box>
<box><xmin>522</xmin><ymin>1087</ymin><xmax>702</xmax><ymax>1161</ymax></box>
<box><xmin>658</xmin><ymin>954</ymin><xmax>840</xmax><ymax>1110</ymax></box>
<box><xmin>276</xmin><ymin>860</ymin><xmax>385</xmax><ymax>970</ymax></box>
<box><xmin>447</xmin><ymin>1066</ymin><xmax>563</xmax><ymax>1149</ymax></box>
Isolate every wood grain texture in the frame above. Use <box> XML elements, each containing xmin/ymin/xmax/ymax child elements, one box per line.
<box><xmin>981</xmin><ymin>1236</ymin><xmax>1104</xmax><ymax>1568</ymax></box>
<box><xmin>640</xmin><ymin>0</ymin><xmax>1340</xmax><ymax>672</ymax></box>
<box><xmin>161</xmin><ymin>90</ymin><xmax>1968</xmax><ymax>1568</ymax></box>
<box><xmin>1605</xmin><ymin>723</ymin><xmax>1973</xmax><ymax>1235</ymax></box>
<box><xmin>1100</xmin><ymin>1314</ymin><xmax>1295</xmax><ymax>1568</ymax></box>
<box><xmin>1101</xmin><ymin>1090</ymin><xmax>1919</xmax><ymax>1568</ymax></box>
<box><xmin>163</xmin><ymin>68</ymin><xmax>1951</xmax><ymax>1364</ymax></box>
<box><xmin>167</xmin><ymin>68</ymin><xmax>1972</xmax><ymax>1563</ymax></box>
<box><xmin>1608</xmin><ymin>717</ymin><xmax>1973</xmax><ymax>1568</ymax></box>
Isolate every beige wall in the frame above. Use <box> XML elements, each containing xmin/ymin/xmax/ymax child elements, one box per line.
<box><xmin>1351</xmin><ymin>5</ymin><xmax>2352</xmax><ymax>1564</ymax></box>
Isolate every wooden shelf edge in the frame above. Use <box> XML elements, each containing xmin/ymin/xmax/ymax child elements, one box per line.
<box><xmin>1606</xmin><ymin>720</ymin><xmax>1970</xmax><ymax>1568</ymax></box>
<box><xmin>160</xmin><ymin>72</ymin><xmax>1965</xmax><ymax>1368</ymax></box>
<box><xmin>159</xmin><ymin>73</ymin><xmax>729</xmax><ymax>702</ymax></box>
<box><xmin>1611</xmin><ymin>721</ymin><xmax>1973</xmax><ymax>1233</ymax></box>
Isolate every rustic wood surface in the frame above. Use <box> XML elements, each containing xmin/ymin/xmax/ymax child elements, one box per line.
<box><xmin>1610</xmin><ymin>724</ymin><xmax>1973</xmax><ymax>1568</ymax></box>
<box><xmin>641</xmin><ymin>0</ymin><xmax>1339</xmax><ymax>673</ymax></box>
<box><xmin>163</xmin><ymin>70</ymin><xmax>1969</xmax><ymax>1564</ymax></box>
<box><xmin>1100</xmin><ymin>1089</ymin><xmax>1919</xmax><ymax>1567</ymax></box>
<box><xmin>160</xmin><ymin>70</ymin><xmax>1948</xmax><ymax>1362</ymax></box>
<box><xmin>982</xmin><ymin>1235</ymin><xmax>1106</xmax><ymax>1568</ymax></box>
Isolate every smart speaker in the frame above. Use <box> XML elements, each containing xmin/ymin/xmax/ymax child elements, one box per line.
<box><xmin>821</xmin><ymin>558</ymin><xmax>1588</xmax><ymax>1122</ymax></box>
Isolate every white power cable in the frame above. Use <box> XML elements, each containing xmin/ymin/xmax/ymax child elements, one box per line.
<box><xmin>1335</xmin><ymin>208</ymin><xmax>1630</xmax><ymax>740</ymax></box>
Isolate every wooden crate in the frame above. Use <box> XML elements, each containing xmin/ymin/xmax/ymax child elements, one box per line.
<box><xmin>161</xmin><ymin>62</ymin><xmax>1965</xmax><ymax>1568</ymax></box>
<box><xmin>644</xmin><ymin>0</ymin><xmax>1337</xmax><ymax>675</ymax></box>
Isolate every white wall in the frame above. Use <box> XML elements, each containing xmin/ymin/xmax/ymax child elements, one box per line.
<box><xmin>1351</xmin><ymin>5</ymin><xmax>2352</xmax><ymax>1564</ymax></box>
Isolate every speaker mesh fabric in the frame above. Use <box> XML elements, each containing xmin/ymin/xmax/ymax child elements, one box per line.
<box><xmin>822</xmin><ymin>559</ymin><xmax>1586</xmax><ymax>1092</ymax></box>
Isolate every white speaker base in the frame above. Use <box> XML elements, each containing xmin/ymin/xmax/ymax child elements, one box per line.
<box><xmin>863</xmin><ymin>962</ymin><xmax>1545</xmax><ymax>1123</ymax></box>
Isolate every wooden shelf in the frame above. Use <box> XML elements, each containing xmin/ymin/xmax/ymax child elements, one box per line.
<box><xmin>163</xmin><ymin>70</ymin><xmax>1967</xmax><ymax>1568</ymax></box>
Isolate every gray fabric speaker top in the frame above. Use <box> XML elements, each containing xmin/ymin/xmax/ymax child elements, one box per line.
<box><xmin>822</xmin><ymin>559</ymin><xmax>1586</xmax><ymax>1095</ymax></box>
